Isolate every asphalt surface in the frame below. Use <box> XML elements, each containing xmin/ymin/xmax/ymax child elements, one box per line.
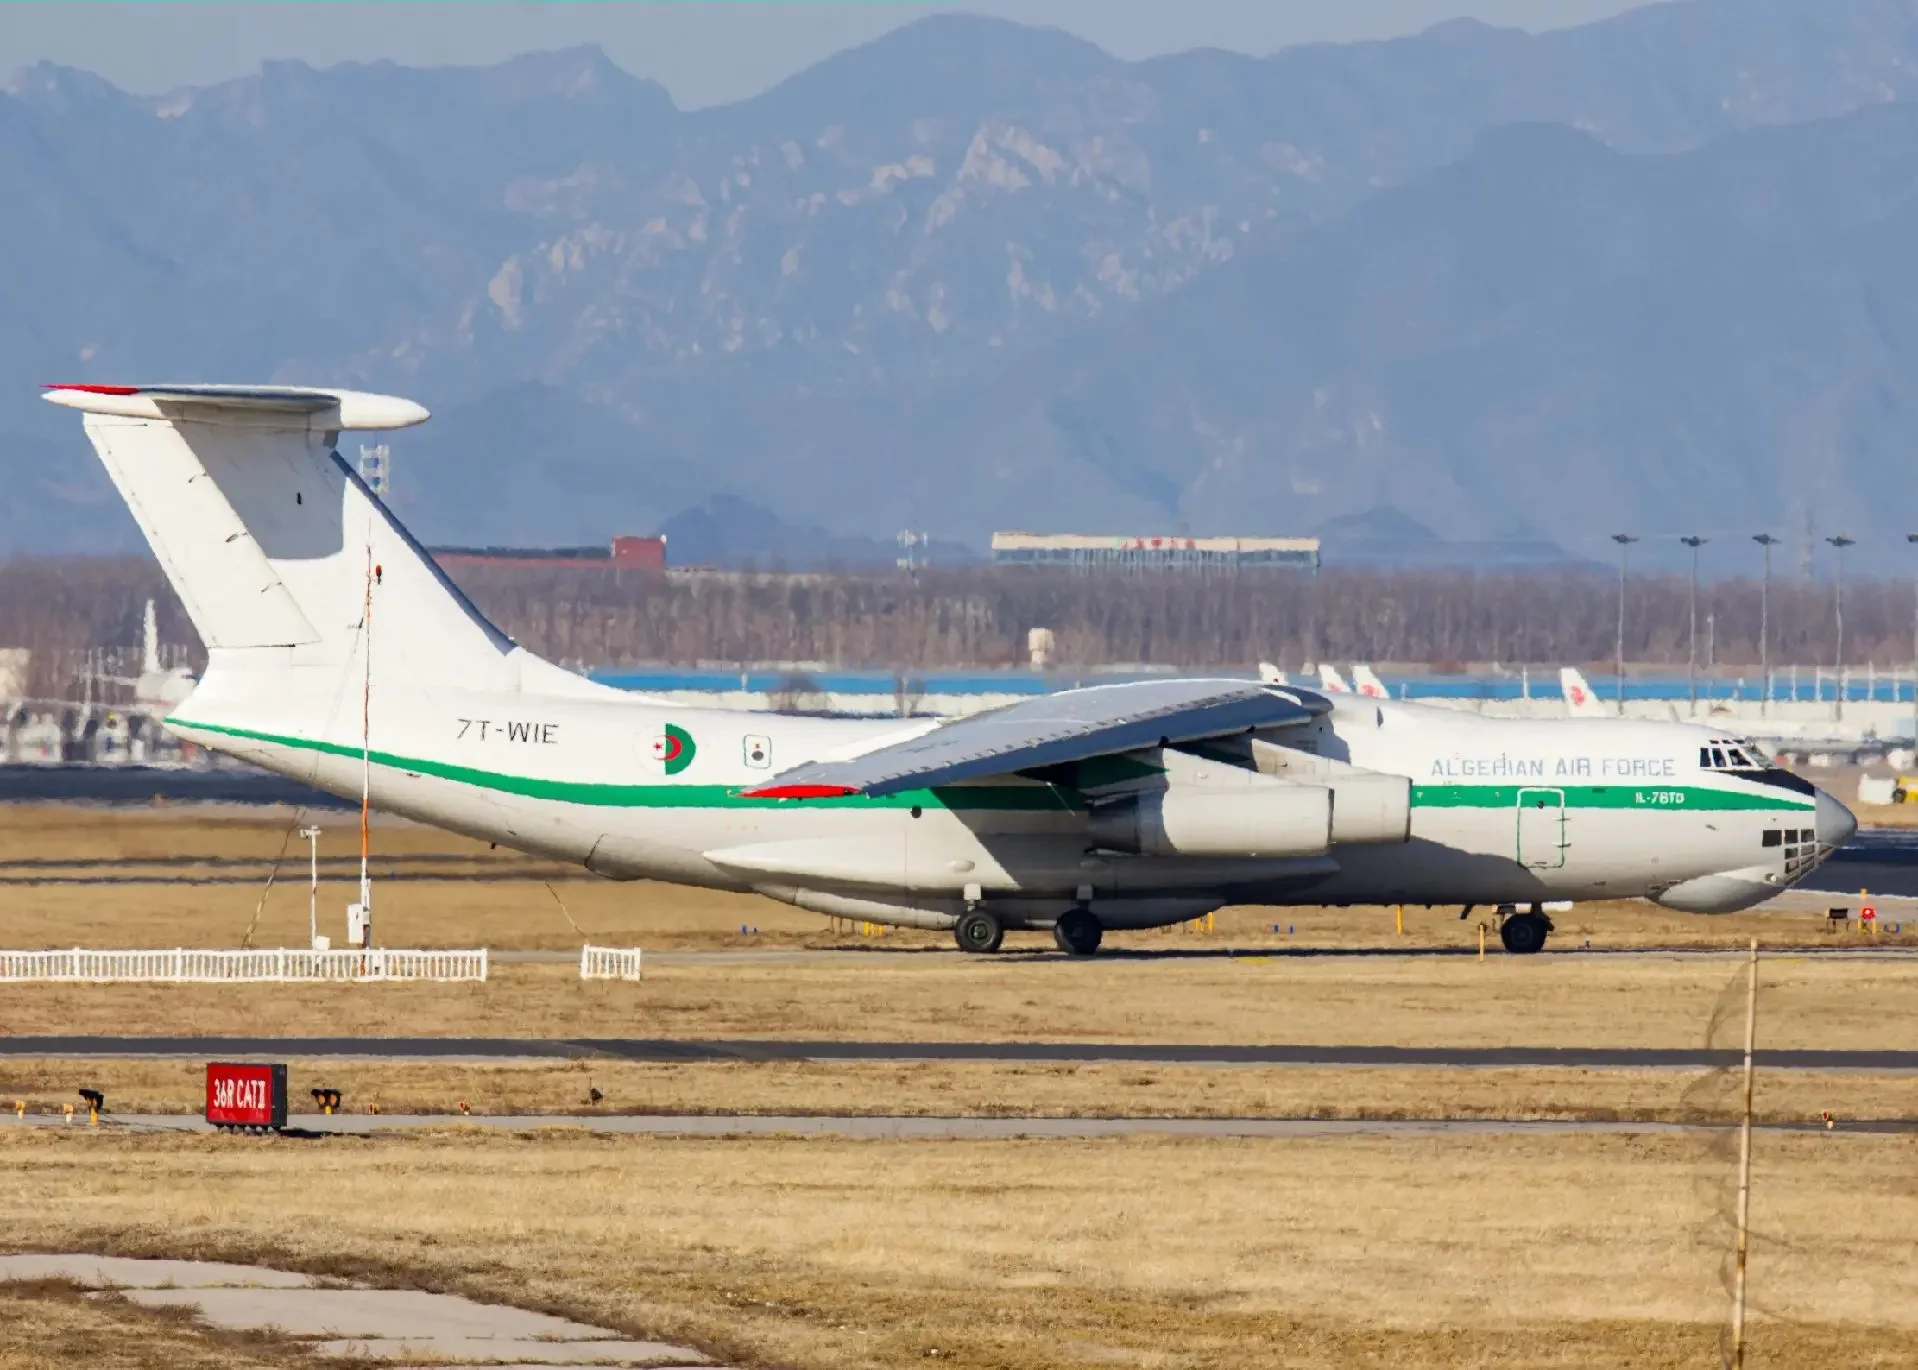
<box><xmin>0</xmin><ymin>764</ymin><xmax>347</xmax><ymax>807</ymax></box>
<box><xmin>21</xmin><ymin>1112</ymin><xmax>1912</xmax><ymax>1139</ymax></box>
<box><xmin>8</xmin><ymin>1035</ymin><xmax>1918</xmax><ymax>1070</ymax></box>
<box><xmin>1802</xmin><ymin>826</ymin><xmax>1918</xmax><ymax>897</ymax></box>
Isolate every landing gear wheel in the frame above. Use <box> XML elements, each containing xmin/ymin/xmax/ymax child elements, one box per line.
<box><xmin>1052</xmin><ymin>909</ymin><xmax>1104</xmax><ymax>957</ymax></box>
<box><xmin>1499</xmin><ymin>912</ymin><xmax>1551</xmax><ymax>955</ymax></box>
<box><xmin>953</xmin><ymin>909</ymin><xmax>1004</xmax><ymax>954</ymax></box>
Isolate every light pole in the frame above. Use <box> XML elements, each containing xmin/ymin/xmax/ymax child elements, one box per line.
<box><xmin>1681</xmin><ymin>536</ymin><xmax>1707</xmax><ymax>715</ymax></box>
<box><xmin>1612</xmin><ymin>534</ymin><xmax>1637</xmax><ymax>717</ymax></box>
<box><xmin>1908</xmin><ymin>534</ymin><xmax>1918</xmax><ymax>719</ymax></box>
<box><xmin>1827</xmin><ymin>534</ymin><xmax>1855</xmax><ymax>722</ymax></box>
<box><xmin>1753</xmin><ymin>534</ymin><xmax>1779</xmax><ymax>718</ymax></box>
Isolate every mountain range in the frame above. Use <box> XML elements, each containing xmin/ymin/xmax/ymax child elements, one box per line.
<box><xmin>8</xmin><ymin>0</ymin><xmax>1918</xmax><ymax>568</ymax></box>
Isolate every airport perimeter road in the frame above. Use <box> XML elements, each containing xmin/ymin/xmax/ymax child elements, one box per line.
<box><xmin>9</xmin><ymin>1037</ymin><xmax>1918</xmax><ymax>1070</ymax></box>
<box><xmin>23</xmin><ymin>1113</ymin><xmax>1918</xmax><ymax>1140</ymax></box>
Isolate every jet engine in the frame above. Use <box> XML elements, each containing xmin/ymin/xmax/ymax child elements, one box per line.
<box><xmin>1087</xmin><ymin>780</ymin><xmax>1333</xmax><ymax>858</ymax></box>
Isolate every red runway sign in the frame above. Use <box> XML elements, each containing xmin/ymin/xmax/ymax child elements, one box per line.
<box><xmin>205</xmin><ymin>1062</ymin><xmax>287</xmax><ymax>1130</ymax></box>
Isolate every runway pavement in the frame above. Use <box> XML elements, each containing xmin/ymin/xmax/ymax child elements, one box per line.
<box><xmin>8</xmin><ymin>1035</ymin><xmax>1918</xmax><ymax>1070</ymax></box>
<box><xmin>18</xmin><ymin>1112</ymin><xmax>1915</xmax><ymax>1139</ymax></box>
<box><xmin>18</xmin><ymin>1105</ymin><xmax>1918</xmax><ymax>1135</ymax></box>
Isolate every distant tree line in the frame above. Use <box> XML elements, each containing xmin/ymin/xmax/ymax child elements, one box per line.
<box><xmin>5</xmin><ymin>556</ymin><xmax>1918</xmax><ymax>701</ymax></box>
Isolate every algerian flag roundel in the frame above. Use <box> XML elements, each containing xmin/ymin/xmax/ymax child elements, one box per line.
<box><xmin>649</xmin><ymin>723</ymin><xmax>696</xmax><ymax>775</ymax></box>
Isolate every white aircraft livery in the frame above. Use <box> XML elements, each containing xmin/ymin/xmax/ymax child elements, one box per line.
<box><xmin>46</xmin><ymin>384</ymin><xmax>1856</xmax><ymax>956</ymax></box>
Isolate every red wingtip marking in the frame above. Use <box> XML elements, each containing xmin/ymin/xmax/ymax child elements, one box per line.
<box><xmin>742</xmin><ymin>784</ymin><xmax>859</xmax><ymax>800</ymax></box>
<box><xmin>43</xmin><ymin>384</ymin><xmax>141</xmax><ymax>395</ymax></box>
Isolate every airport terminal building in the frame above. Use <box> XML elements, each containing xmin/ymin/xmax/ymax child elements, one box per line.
<box><xmin>990</xmin><ymin>532</ymin><xmax>1321</xmax><ymax>573</ymax></box>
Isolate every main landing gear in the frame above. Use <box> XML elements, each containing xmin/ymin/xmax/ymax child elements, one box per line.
<box><xmin>952</xmin><ymin>906</ymin><xmax>1107</xmax><ymax>956</ymax></box>
<box><xmin>952</xmin><ymin>908</ymin><xmax>1004</xmax><ymax>954</ymax></box>
<box><xmin>1497</xmin><ymin>904</ymin><xmax>1554</xmax><ymax>955</ymax></box>
<box><xmin>1052</xmin><ymin>908</ymin><xmax>1104</xmax><ymax>957</ymax></box>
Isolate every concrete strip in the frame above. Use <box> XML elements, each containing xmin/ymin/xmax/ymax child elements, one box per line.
<box><xmin>0</xmin><ymin>1254</ymin><xmax>314</xmax><ymax>1288</ymax></box>
<box><xmin>0</xmin><ymin>1258</ymin><xmax>718</xmax><ymax>1367</ymax></box>
<box><xmin>117</xmin><ymin>1287</ymin><xmax>626</xmax><ymax>1341</ymax></box>
<box><xmin>315</xmin><ymin>1338</ymin><xmax>711</xmax><ymax>1364</ymax></box>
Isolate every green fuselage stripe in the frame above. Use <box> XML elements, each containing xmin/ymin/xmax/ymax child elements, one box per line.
<box><xmin>174</xmin><ymin>719</ymin><xmax>1813</xmax><ymax>814</ymax></box>
<box><xmin>172</xmin><ymin>719</ymin><xmax>1072</xmax><ymax>811</ymax></box>
<box><xmin>1412</xmin><ymin>784</ymin><xmax>1811</xmax><ymax>811</ymax></box>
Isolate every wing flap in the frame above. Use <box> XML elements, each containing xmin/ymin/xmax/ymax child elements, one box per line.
<box><xmin>741</xmin><ymin>678</ymin><xmax>1329</xmax><ymax>798</ymax></box>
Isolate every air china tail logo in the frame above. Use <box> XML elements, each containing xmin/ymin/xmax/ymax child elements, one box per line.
<box><xmin>1570</xmin><ymin>686</ymin><xmax>1589</xmax><ymax>705</ymax></box>
<box><xmin>648</xmin><ymin>723</ymin><xmax>697</xmax><ymax>775</ymax></box>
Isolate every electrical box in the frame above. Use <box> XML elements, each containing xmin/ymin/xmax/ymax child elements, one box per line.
<box><xmin>205</xmin><ymin>1062</ymin><xmax>287</xmax><ymax>1131</ymax></box>
<box><xmin>346</xmin><ymin>902</ymin><xmax>371</xmax><ymax>949</ymax></box>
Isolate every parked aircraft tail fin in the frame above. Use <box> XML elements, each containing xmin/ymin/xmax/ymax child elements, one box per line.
<box><xmin>1316</xmin><ymin>663</ymin><xmax>1352</xmax><ymax>693</ymax></box>
<box><xmin>1559</xmin><ymin>666</ymin><xmax>1610</xmax><ymax>718</ymax></box>
<box><xmin>1257</xmin><ymin>661</ymin><xmax>1288</xmax><ymax>686</ymax></box>
<box><xmin>1351</xmin><ymin>665</ymin><xmax>1389</xmax><ymax>699</ymax></box>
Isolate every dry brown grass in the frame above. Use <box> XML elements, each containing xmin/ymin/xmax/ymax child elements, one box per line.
<box><xmin>2</xmin><ymin>1128</ymin><xmax>1916</xmax><ymax>1369</ymax></box>
<box><xmin>2</xmin><ymin>804</ymin><xmax>1906</xmax><ymax>954</ymax></box>
<box><xmin>0</xmin><ymin>1279</ymin><xmax>309</xmax><ymax>1369</ymax></box>
<box><xmin>2</xmin><ymin>1058</ymin><xmax>1915</xmax><ymax>1128</ymax></box>
<box><xmin>5</xmin><ymin>951</ymin><xmax>1918</xmax><ymax>1052</ymax></box>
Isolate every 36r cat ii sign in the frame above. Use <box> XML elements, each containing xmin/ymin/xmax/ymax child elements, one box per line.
<box><xmin>205</xmin><ymin>1062</ymin><xmax>287</xmax><ymax>1131</ymax></box>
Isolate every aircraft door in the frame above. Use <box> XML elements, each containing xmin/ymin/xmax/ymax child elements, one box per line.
<box><xmin>1516</xmin><ymin>787</ymin><xmax>1566</xmax><ymax>869</ymax></box>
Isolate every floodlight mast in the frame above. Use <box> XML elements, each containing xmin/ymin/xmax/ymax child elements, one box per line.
<box><xmin>1611</xmin><ymin>534</ymin><xmax>1638</xmax><ymax>718</ymax></box>
<box><xmin>1908</xmin><ymin>534</ymin><xmax>1918</xmax><ymax>720</ymax></box>
<box><xmin>1753</xmin><ymin>534</ymin><xmax>1779</xmax><ymax>719</ymax></box>
<box><xmin>1826</xmin><ymin>535</ymin><xmax>1856</xmax><ymax>723</ymax></box>
<box><xmin>1680</xmin><ymin>536</ymin><xmax>1708</xmax><ymax>714</ymax></box>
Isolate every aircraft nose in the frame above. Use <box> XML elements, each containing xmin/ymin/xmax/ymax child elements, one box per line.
<box><xmin>1815</xmin><ymin>788</ymin><xmax>1857</xmax><ymax>850</ymax></box>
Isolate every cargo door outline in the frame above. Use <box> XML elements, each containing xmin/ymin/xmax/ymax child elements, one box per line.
<box><xmin>1516</xmin><ymin>787</ymin><xmax>1566</xmax><ymax>869</ymax></box>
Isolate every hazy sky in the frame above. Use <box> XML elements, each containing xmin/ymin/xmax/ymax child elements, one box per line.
<box><xmin>3</xmin><ymin>1</ymin><xmax>1661</xmax><ymax>107</ymax></box>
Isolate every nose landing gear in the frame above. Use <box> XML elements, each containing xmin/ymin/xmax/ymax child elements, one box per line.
<box><xmin>1497</xmin><ymin>904</ymin><xmax>1554</xmax><ymax>955</ymax></box>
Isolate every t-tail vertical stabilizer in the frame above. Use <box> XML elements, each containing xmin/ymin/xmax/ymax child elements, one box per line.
<box><xmin>42</xmin><ymin>384</ymin><xmax>615</xmax><ymax>782</ymax></box>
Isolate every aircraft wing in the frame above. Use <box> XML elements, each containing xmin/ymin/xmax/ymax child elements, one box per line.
<box><xmin>742</xmin><ymin>678</ymin><xmax>1331</xmax><ymax>799</ymax></box>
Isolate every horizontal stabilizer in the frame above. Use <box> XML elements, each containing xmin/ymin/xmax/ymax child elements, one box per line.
<box><xmin>43</xmin><ymin>384</ymin><xmax>428</xmax><ymax>432</ymax></box>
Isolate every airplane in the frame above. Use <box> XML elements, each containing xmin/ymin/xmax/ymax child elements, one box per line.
<box><xmin>1257</xmin><ymin>662</ymin><xmax>1288</xmax><ymax>686</ymax></box>
<box><xmin>44</xmin><ymin>383</ymin><xmax>1856</xmax><ymax>957</ymax></box>
<box><xmin>1316</xmin><ymin>664</ymin><xmax>1352</xmax><ymax>694</ymax></box>
<box><xmin>77</xmin><ymin>600</ymin><xmax>199</xmax><ymax>720</ymax></box>
<box><xmin>1351</xmin><ymin>666</ymin><xmax>1390</xmax><ymax>700</ymax></box>
<box><xmin>1560</xmin><ymin>667</ymin><xmax>1611</xmax><ymax>719</ymax></box>
<box><xmin>1560</xmin><ymin>667</ymin><xmax>1898</xmax><ymax>760</ymax></box>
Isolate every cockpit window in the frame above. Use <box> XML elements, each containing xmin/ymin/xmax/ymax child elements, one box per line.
<box><xmin>1700</xmin><ymin>740</ymin><xmax>1767</xmax><ymax>773</ymax></box>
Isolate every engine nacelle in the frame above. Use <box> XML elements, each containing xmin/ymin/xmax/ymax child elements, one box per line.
<box><xmin>1325</xmin><ymin>772</ymin><xmax>1412</xmax><ymax>846</ymax></box>
<box><xmin>1087</xmin><ymin>782</ymin><xmax>1332</xmax><ymax>858</ymax></box>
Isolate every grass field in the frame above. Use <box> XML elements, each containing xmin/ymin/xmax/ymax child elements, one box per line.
<box><xmin>7</xmin><ymin>951</ymin><xmax>1918</xmax><ymax>1053</ymax></box>
<box><xmin>6</xmin><ymin>803</ymin><xmax>1916</xmax><ymax>1369</ymax></box>
<box><xmin>3</xmin><ymin>804</ymin><xmax>1907</xmax><ymax>955</ymax></box>
<box><xmin>3</xmin><ymin>1127</ymin><xmax>1916</xmax><ymax>1369</ymax></box>
<box><xmin>3</xmin><ymin>1058</ymin><xmax>1914</xmax><ymax>1127</ymax></box>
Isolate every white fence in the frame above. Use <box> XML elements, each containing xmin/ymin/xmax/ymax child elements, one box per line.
<box><xmin>0</xmin><ymin>947</ymin><xmax>489</xmax><ymax>983</ymax></box>
<box><xmin>579</xmin><ymin>945</ymin><xmax>644</xmax><ymax>981</ymax></box>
